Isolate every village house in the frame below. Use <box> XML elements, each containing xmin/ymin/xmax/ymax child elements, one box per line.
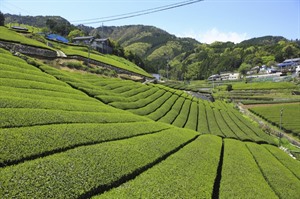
<box><xmin>72</xmin><ymin>36</ymin><xmax>113</xmax><ymax>54</ymax></box>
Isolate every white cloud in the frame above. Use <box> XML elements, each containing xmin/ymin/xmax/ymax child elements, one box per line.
<box><xmin>177</xmin><ymin>28</ymin><xmax>249</xmax><ymax>44</ymax></box>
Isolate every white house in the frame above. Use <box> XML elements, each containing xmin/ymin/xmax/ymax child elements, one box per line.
<box><xmin>228</xmin><ymin>73</ymin><xmax>240</xmax><ymax>80</ymax></box>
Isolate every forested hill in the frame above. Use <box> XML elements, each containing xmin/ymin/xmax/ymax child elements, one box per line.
<box><xmin>4</xmin><ymin>14</ymin><xmax>300</xmax><ymax>80</ymax></box>
<box><xmin>91</xmin><ymin>25</ymin><xmax>199</xmax><ymax>73</ymax></box>
<box><xmin>88</xmin><ymin>26</ymin><xmax>300</xmax><ymax>80</ymax></box>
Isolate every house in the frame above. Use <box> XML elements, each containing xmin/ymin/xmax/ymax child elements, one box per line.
<box><xmin>207</xmin><ymin>74</ymin><xmax>221</xmax><ymax>81</ymax></box>
<box><xmin>11</xmin><ymin>26</ymin><xmax>28</xmax><ymax>32</ymax></box>
<box><xmin>72</xmin><ymin>36</ymin><xmax>113</xmax><ymax>54</ymax></box>
<box><xmin>72</xmin><ymin>36</ymin><xmax>94</xmax><ymax>45</ymax></box>
<box><xmin>228</xmin><ymin>73</ymin><xmax>240</xmax><ymax>80</ymax></box>
<box><xmin>91</xmin><ymin>38</ymin><xmax>113</xmax><ymax>54</ymax></box>
<box><xmin>208</xmin><ymin>72</ymin><xmax>240</xmax><ymax>81</ymax></box>
<box><xmin>277</xmin><ymin>58</ymin><xmax>300</xmax><ymax>70</ymax></box>
<box><xmin>151</xmin><ymin>73</ymin><xmax>161</xmax><ymax>81</ymax></box>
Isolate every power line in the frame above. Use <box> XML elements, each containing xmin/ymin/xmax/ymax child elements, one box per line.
<box><xmin>71</xmin><ymin>0</ymin><xmax>203</xmax><ymax>25</ymax></box>
<box><xmin>1</xmin><ymin>0</ymin><xmax>33</xmax><ymax>15</ymax></box>
<box><xmin>71</xmin><ymin>0</ymin><xmax>201</xmax><ymax>23</ymax></box>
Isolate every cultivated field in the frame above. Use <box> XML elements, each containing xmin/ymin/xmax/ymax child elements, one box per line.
<box><xmin>1</xmin><ymin>48</ymin><xmax>300</xmax><ymax>198</ymax></box>
<box><xmin>0</xmin><ymin>27</ymin><xmax>151</xmax><ymax>77</ymax></box>
<box><xmin>249</xmin><ymin>103</ymin><xmax>300</xmax><ymax>139</ymax></box>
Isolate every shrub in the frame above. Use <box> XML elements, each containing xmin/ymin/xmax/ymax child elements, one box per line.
<box><xmin>64</xmin><ymin>61</ymin><xmax>83</xmax><ymax>70</ymax></box>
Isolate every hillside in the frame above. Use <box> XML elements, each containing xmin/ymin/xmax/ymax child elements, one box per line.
<box><xmin>91</xmin><ymin>27</ymin><xmax>300</xmax><ymax>80</ymax></box>
<box><xmin>1</xmin><ymin>47</ymin><xmax>300</xmax><ymax>198</ymax></box>
<box><xmin>0</xmin><ymin>26</ymin><xmax>151</xmax><ymax>78</ymax></box>
<box><xmin>4</xmin><ymin>14</ymin><xmax>300</xmax><ymax>80</ymax></box>
<box><xmin>4</xmin><ymin>13</ymin><xmax>70</xmax><ymax>28</ymax></box>
<box><xmin>90</xmin><ymin>25</ymin><xmax>199</xmax><ymax>73</ymax></box>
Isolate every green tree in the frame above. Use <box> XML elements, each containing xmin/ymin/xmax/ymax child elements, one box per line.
<box><xmin>282</xmin><ymin>44</ymin><xmax>300</xmax><ymax>59</ymax></box>
<box><xmin>46</xmin><ymin>18</ymin><xmax>73</xmax><ymax>36</ymax></box>
<box><xmin>0</xmin><ymin>11</ymin><xmax>5</xmax><ymax>26</ymax></box>
<box><xmin>67</xmin><ymin>29</ymin><xmax>84</xmax><ymax>40</ymax></box>
<box><xmin>238</xmin><ymin>63</ymin><xmax>251</xmax><ymax>78</ymax></box>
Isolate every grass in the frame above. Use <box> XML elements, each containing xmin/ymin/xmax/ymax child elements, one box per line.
<box><xmin>0</xmin><ymin>26</ymin><xmax>53</xmax><ymax>50</ymax></box>
<box><xmin>49</xmin><ymin>41</ymin><xmax>152</xmax><ymax>77</ymax></box>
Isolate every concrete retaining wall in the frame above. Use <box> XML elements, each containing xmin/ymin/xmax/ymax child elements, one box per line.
<box><xmin>0</xmin><ymin>40</ymin><xmax>57</xmax><ymax>58</ymax></box>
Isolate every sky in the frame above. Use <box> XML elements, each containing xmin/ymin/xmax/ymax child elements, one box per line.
<box><xmin>1</xmin><ymin>0</ymin><xmax>299</xmax><ymax>44</ymax></box>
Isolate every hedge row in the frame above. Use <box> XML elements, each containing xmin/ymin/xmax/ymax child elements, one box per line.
<box><xmin>35</xmin><ymin>60</ymin><xmax>276</xmax><ymax>144</ymax></box>
<box><xmin>0</xmin><ymin>122</ymin><xmax>169</xmax><ymax>166</ymax></box>
<box><xmin>0</xmin><ymin>108</ymin><xmax>149</xmax><ymax>128</ymax></box>
<box><xmin>130</xmin><ymin>91</ymin><xmax>173</xmax><ymax>116</ymax></box>
<box><xmin>263</xmin><ymin>144</ymin><xmax>300</xmax><ymax>180</ymax></box>
<box><xmin>246</xmin><ymin>142</ymin><xmax>300</xmax><ymax>198</ymax></box>
<box><xmin>227</xmin><ymin>111</ymin><xmax>265</xmax><ymax>143</ymax></box>
<box><xmin>0</xmin><ymin>96</ymin><xmax>114</xmax><ymax>113</ymax></box>
<box><xmin>97</xmin><ymin>135</ymin><xmax>222</xmax><ymax>199</ymax></box>
<box><xmin>158</xmin><ymin>97</ymin><xmax>185</xmax><ymax>124</ymax></box>
<box><xmin>1</xmin><ymin>87</ymin><xmax>100</xmax><ymax>104</ymax></box>
<box><xmin>198</xmin><ymin>103</ymin><xmax>209</xmax><ymax>134</ymax></box>
<box><xmin>219</xmin><ymin>110</ymin><xmax>251</xmax><ymax>141</ymax></box>
<box><xmin>147</xmin><ymin>94</ymin><xmax>180</xmax><ymax>121</ymax></box>
<box><xmin>0</xmin><ymin>128</ymin><xmax>198</xmax><ymax>198</ymax></box>
<box><xmin>184</xmin><ymin>101</ymin><xmax>198</xmax><ymax>131</ymax></box>
<box><xmin>220</xmin><ymin>139</ymin><xmax>278</xmax><ymax>198</ymax></box>
<box><xmin>250</xmin><ymin>104</ymin><xmax>300</xmax><ymax>136</ymax></box>
<box><xmin>214</xmin><ymin>109</ymin><xmax>237</xmax><ymax>138</ymax></box>
<box><xmin>228</xmin><ymin>108</ymin><xmax>276</xmax><ymax>144</ymax></box>
<box><xmin>172</xmin><ymin>99</ymin><xmax>192</xmax><ymax>128</ymax></box>
<box><xmin>0</xmin><ymin>78</ymin><xmax>79</xmax><ymax>94</ymax></box>
<box><xmin>206</xmin><ymin>106</ymin><xmax>224</xmax><ymax>137</ymax></box>
<box><xmin>0</xmin><ymin>70</ymin><xmax>67</xmax><ymax>87</ymax></box>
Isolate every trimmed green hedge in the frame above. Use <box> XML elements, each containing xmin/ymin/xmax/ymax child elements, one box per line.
<box><xmin>96</xmin><ymin>135</ymin><xmax>221</xmax><ymax>199</ymax></box>
<box><xmin>247</xmin><ymin>142</ymin><xmax>300</xmax><ymax>198</ymax></box>
<box><xmin>0</xmin><ymin>122</ymin><xmax>169</xmax><ymax>166</ymax></box>
<box><xmin>0</xmin><ymin>128</ymin><xmax>198</xmax><ymax>198</ymax></box>
<box><xmin>220</xmin><ymin>139</ymin><xmax>278</xmax><ymax>198</ymax></box>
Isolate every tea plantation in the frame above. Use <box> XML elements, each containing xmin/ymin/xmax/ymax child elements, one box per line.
<box><xmin>250</xmin><ymin>103</ymin><xmax>300</xmax><ymax>139</ymax></box>
<box><xmin>1</xmin><ymin>48</ymin><xmax>300</xmax><ymax>198</ymax></box>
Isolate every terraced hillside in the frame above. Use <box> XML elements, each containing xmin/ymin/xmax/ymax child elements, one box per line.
<box><xmin>40</xmin><ymin>68</ymin><xmax>276</xmax><ymax>145</ymax></box>
<box><xmin>0</xmin><ymin>26</ymin><xmax>151</xmax><ymax>78</ymax></box>
<box><xmin>1</xmin><ymin>48</ymin><xmax>300</xmax><ymax>198</ymax></box>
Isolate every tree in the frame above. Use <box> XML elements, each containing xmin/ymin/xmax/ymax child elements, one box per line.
<box><xmin>238</xmin><ymin>63</ymin><xmax>251</xmax><ymax>78</ymax></box>
<box><xmin>46</xmin><ymin>18</ymin><xmax>74</xmax><ymax>36</ymax></box>
<box><xmin>46</xmin><ymin>19</ymin><xmax>57</xmax><ymax>30</ymax></box>
<box><xmin>67</xmin><ymin>29</ymin><xmax>84</xmax><ymax>40</ymax></box>
<box><xmin>0</xmin><ymin>11</ymin><xmax>5</xmax><ymax>26</ymax></box>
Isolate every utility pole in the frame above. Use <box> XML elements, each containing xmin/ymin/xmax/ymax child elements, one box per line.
<box><xmin>280</xmin><ymin>108</ymin><xmax>283</xmax><ymax>131</ymax></box>
<box><xmin>87</xmin><ymin>37</ymin><xmax>94</xmax><ymax>67</ymax></box>
<box><xmin>166</xmin><ymin>58</ymin><xmax>169</xmax><ymax>80</ymax></box>
<box><xmin>279</xmin><ymin>108</ymin><xmax>283</xmax><ymax>146</ymax></box>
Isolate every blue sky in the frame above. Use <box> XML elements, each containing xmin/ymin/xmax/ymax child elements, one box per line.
<box><xmin>1</xmin><ymin>0</ymin><xmax>299</xmax><ymax>43</ymax></box>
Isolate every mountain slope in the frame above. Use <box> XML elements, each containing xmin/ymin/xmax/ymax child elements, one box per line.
<box><xmin>4</xmin><ymin>14</ymin><xmax>300</xmax><ymax>79</ymax></box>
<box><xmin>91</xmin><ymin>25</ymin><xmax>199</xmax><ymax>72</ymax></box>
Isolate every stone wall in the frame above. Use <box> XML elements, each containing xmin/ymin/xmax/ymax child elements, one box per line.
<box><xmin>0</xmin><ymin>40</ymin><xmax>150</xmax><ymax>79</ymax></box>
<box><xmin>67</xmin><ymin>55</ymin><xmax>147</xmax><ymax>78</ymax></box>
<box><xmin>0</xmin><ymin>40</ymin><xmax>57</xmax><ymax>58</ymax></box>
